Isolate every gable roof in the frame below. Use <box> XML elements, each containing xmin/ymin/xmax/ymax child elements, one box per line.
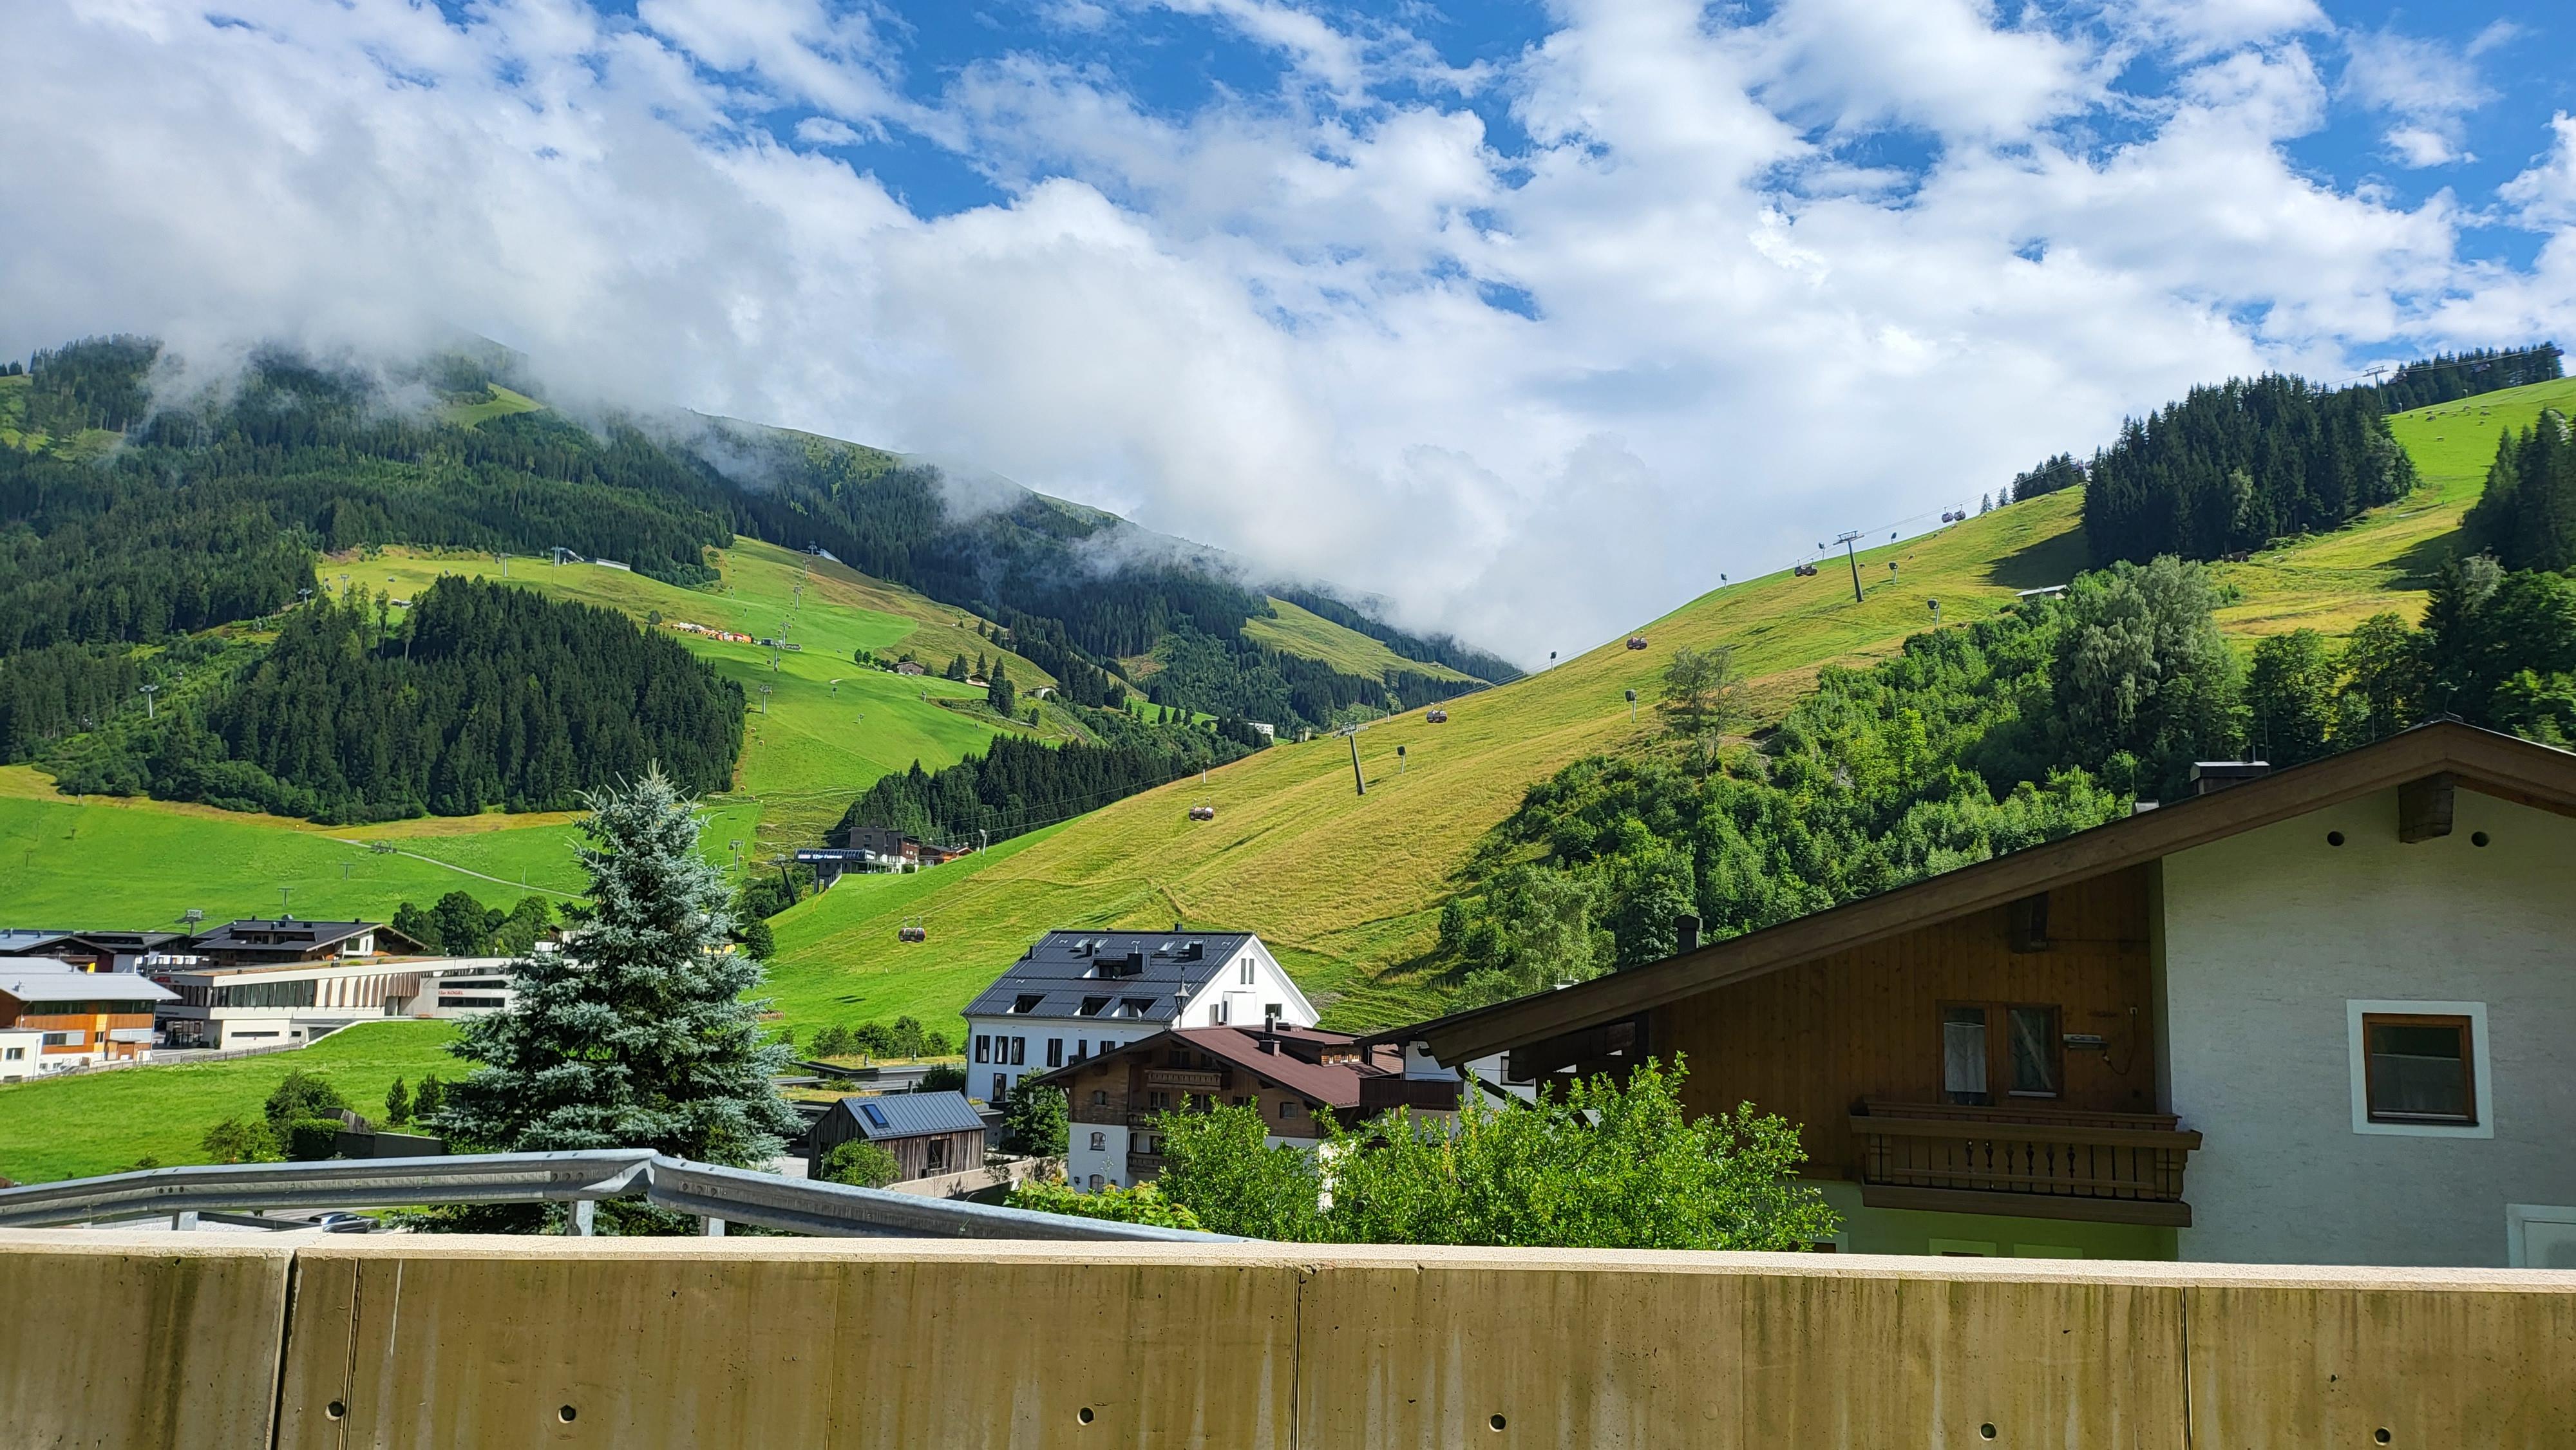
<box><xmin>824</xmin><ymin>1091</ymin><xmax>987</xmax><ymax>1141</ymax></box>
<box><xmin>963</xmin><ymin>930</ymin><xmax>1263</xmax><ymax>1022</ymax></box>
<box><xmin>1027</xmin><ymin>1024</ymin><xmax>1399</xmax><ymax>1108</ymax></box>
<box><xmin>1378</xmin><ymin>720</ymin><xmax>2576</xmax><ymax>1064</ymax></box>
<box><xmin>187</xmin><ymin>919</ymin><xmax>420</xmax><ymax>956</ymax></box>
<box><xmin>1</xmin><ymin>965</ymin><xmax>178</xmax><ymax>1005</ymax></box>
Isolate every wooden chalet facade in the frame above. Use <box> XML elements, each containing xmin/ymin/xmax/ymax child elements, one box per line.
<box><xmin>1378</xmin><ymin>722</ymin><xmax>2576</xmax><ymax>1266</ymax></box>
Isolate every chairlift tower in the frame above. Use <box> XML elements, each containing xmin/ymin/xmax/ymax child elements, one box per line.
<box><xmin>1833</xmin><ymin>530</ymin><xmax>1865</xmax><ymax>604</ymax></box>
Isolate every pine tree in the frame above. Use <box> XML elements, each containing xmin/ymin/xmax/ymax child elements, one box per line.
<box><xmin>433</xmin><ymin>768</ymin><xmax>800</xmax><ymax>1165</ymax></box>
<box><xmin>384</xmin><ymin>1078</ymin><xmax>413</xmax><ymax>1127</ymax></box>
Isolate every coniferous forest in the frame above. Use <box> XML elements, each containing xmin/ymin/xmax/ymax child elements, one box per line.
<box><xmin>833</xmin><ymin>708</ymin><xmax>1265</xmax><ymax>848</ymax></box>
<box><xmin>2045</xmin><ymin>342</ymin><xmax>2559</xmax><ymax>565</ymax></box>
<box><xmin>0</xmin><ymin>337</ymin><xmax>1502</xmax><ymax>799</ymax></box>
<box><xmin>52</xmin><ymin>578</ymin><xmax>743</xmax><ymax>822</ymax></box>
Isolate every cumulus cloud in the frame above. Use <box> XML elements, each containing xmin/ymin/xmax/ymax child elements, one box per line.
<box><xmin>2</xmin><ymin>0</ymin><xmax>2571</xmax><ymax>664</ymax></box>
<box><xmin>2339</xmin><ymin>23</ymin><xmax>2510</xmax><ymax>169</ymax></box>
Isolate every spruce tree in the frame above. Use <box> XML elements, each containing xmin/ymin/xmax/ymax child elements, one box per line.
<box><xmin>433</xmin><ymin>768</ymin><xmax>799</xmax><ymax>1165</ymax></box>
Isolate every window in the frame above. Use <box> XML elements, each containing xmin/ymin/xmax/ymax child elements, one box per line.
<box><xmin>974</xmin><ymin>1035</ymin><xmax>990</xmax><ymax>1064</ymax></box>
<box><xmin>1941</xmin><ymin>1002</ymin><xmax>2060</xmax><ymax>1104</ymax></box>
<box><xmin>1279</xmin><ymin>1100</ymin><xmax>1302</xmax><ymax>1120</ymax></box>
<box><xmin>2347</xmin><ymin>1001</ymin><xmax>2492</xmax><ymax>1138</ymax></box>
<box><xmin>40</xmin><ymin>1032</ymin><xmax>71</xmax><ymax>1047</ymax></box>
<box><xmin>1090</xmin><ymin>1089</ymin><xmax>1108</xmax><ymax>1107</ymax></box>
<box><xmin>1148</xmin><ymin>1091</ymin><xmax>1170</xmax><ymax>1111</ymax></box>
<box><xmin>1088</xmin><ymin>1174</ymin><xmax>1104</xmax><ymax>1191</ymax></box>
<box><xmin>925</xmin><ymin>1139</ymin><xmax>949</xmax><ymax>1172</ymax></box>
<box><xmin>1010</xmin><ymin>1037</ymin><xmax>1027</xmax><ymax>1066</ymax></box>
<box><xmin>1089</xmin><ymin>1132</ymin><xmax>1106</xmax><ymax>1151</ymax></box>
<box><xmin>1046</xmin><ymin>1038</ymin><xmax>1064</xmax><ymax>1068</ymax></box>
<box><xmin>1942</xmin><ymin>1007</ymin><xmax>1987</xmax><ymax>1105</ymax></box>
<box><xmin>2364</xmin><ymin>1015</ymin><xmax>2476</xmax><ymax>1124</ymax></box>
<box><xmin>1011</xmin><ymin>993</ymin><xmax>1043</xmax><ymax>1014</ymax></box>
<box><xmin>1240</xmin><ymin>959</ymin><xmax>1255</xmax><ymax>985</ymax></box>
<box><xmin>1079</xmin><ymin>997</ymin><xmax>1109</xmax><ymax>1017</ymax></box>
<box><xmin>2</xmin><ymin>1048</ymin><xmax>19</xmax><ymax>1061</ymax></box>
<box><xmin>992</xmin><ymin>1073</ymin><xmax>1007</xmax><ymax>1102</ymax></box>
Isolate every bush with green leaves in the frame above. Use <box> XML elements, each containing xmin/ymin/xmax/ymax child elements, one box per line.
<box><xmin>916</xmin><ymin>1064</ymin><xmax>968</xmax><ymax>1093</ymax></box>
<box><xmin>285</xmin><ymin>1118</ymin><xmax>346</xmax><ymax>1162</ymax></box>
<box><xmin>819</xmin><ymin>1139</ymin><xmax>901</xmax><ymax>1189</ymax></box>
<box><xmin>263</xmin><ymin>1069</ymin><xmax>349</xmax><ymax>1132</ymax></box>
<box><xmin>198</xmin><ymin>1116</ymin><xmax>281</xmax><ymax>1164</ymax></box>
<box><xmin>1008</xmin><ymin>1176</ymin><xmax>1200</xmax><ymax>1230</ymax></box>
<box><xmin>383</xmin><ymin>1078</ymin><xmax>412</xmax><ymax>1126</ymax></box>
<box><xmin>1148</xmin><ymin>1057</ymin><xmax>1835</xmax><ymax>1250</ymax></box>
<box><xmin>1000</xmin><ymin>1083</ymin><xmax>1068</xmax><ymax>1158</ymax></box>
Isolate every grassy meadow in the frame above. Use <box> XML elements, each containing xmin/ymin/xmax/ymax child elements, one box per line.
<box><xmin>757</xmin><ymin>377</ymin><xmax>2557</xmax><ymax>1033</ymax></box>
<box><xmin>0</xmin><ymin>1022</ymin><xmax>459</xmax><ymax>1184</ymax></box>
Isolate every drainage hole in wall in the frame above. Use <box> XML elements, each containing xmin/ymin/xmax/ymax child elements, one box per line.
<box><xmin>1077</xmin><ymin>1408</ymin><xmax>1095</xmax><ymax>1426</ymax></box>
<box><xmin>2327</xmin><ymin>831</ymin><xmax>2345</xmax><ymax>847</ymax></box>
<box><xmin>1980</xmin><ymin>1425</ymin><xmax>1996</xmax><ymax>1440</ymax></box>
<box><xmin>325</xmin><ymin>1402</ymin><xmax>346</xmax><ymax>1421</ymax></box>
<box><xmin>558</xmin><ymin>1406</ymin><xmax>578</xmax><ymax>1424</ymax></box>
<box><xmin>1490</xmin><ymin>1414</ymin><xmax>1508</xmax><ymax>1431</ymax></box>
<box><xmin>2472</xmin><ymin>831</ymin><xmax>2490</xmax><ymax>847</ymax></box>
<box><xmin>2376</xmin><ymin>1432</ymin><xmax>2391</xmax><ymax>1445</ymax></box>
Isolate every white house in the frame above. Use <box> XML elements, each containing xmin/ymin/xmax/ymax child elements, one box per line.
<box><xmin>151</xmin><ymin>952</ymin><xmax>532</xmax><ymax>1050</ymax></box>
<box><xmin>1379</xmin><ymin>722</ymin><xmax>2576</xmax><ymax>1268</ymax></box>
<box><xmin>960</xmin><ymin>930</ymin><xmax>1316</xmax><ymax>1106</ymax></box>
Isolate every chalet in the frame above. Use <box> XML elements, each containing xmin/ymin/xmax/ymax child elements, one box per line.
<box><xmin>1030</xmin><ymin>1022</ymin><xmax>1468</xmax><ymax>1192</ymax></box>
<box><xmin>806</xmin><ymin>1091</ymin><xmax>989</xmax><ymax>1182</ymax></box>
<box><xmin>1373</xmin><ymin>722</ymin><xmax>2576</xmax><ymax>1269</ymax></box>
<box><xmin>185</xmin><ymin>919</ymin><xmax>424</xmax><ymax>968</ymax></box>
<box><xmin>0</xmin><ymin>962</ymin><xmax>176</xmax><ymax>1073</ymax></box>
<box><xmin>0</xmin><ymin>930</ymin><xmax>191</xmax><ymax>973</ymax></box>
<box><xmin>962</xmin><ymin>930</ymin><xmax>1317</xmax><ymax>1106</ymax></box>
<box><xmin>894</xmin><ymin>661</ymin><xmax>927</xmax><ymax>677</ymax></box>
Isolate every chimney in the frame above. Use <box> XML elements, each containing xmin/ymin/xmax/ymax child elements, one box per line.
<box><xmin>2189</xmin><ymin>760</ymin><xmax>2272</xmax><ymax>796</ymax></box>
<box><xmin>1258</xmin><ymin>1037</ymin><xmax>1278</xmax><ymax>1054</ymax></box>
<box><xmin>1674</xmin><ymin>914</ymin><xmax>1701</xmax><ymax>954</ymax></box>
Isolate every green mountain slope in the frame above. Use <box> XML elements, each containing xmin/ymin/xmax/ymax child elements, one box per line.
<box><xmin>759</xmin><ymin>377</ymin><xmax>2566</xmax><ymax>1034</ymax></box>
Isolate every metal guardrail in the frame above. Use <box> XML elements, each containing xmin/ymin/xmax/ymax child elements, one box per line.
<box><xmin>0</xmin><ymin>1150</ymin><xmax>1242</xmax><ymax>1242</ymax></box>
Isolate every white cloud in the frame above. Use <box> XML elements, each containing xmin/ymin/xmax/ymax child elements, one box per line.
<box><xmin>1</xmin><ymin>0</ymin><xmax>2571</xmax><ymax>664</ymax></box>
<box><xmin>2501</xmin><ymin>113</ymin><xmax>2576</xmax><ymax>229</ymax></box>
<box><xmin>2121</xmin><ymin>0</ymin><xmax>2327</xmax><ymax>56</ymax></box>
<box><xmin>2339</xmin><ymin>24</ymin><xmax>2505</xmax><ymax>169</ymax></box>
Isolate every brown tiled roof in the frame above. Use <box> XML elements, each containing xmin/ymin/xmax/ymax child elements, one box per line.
<box><xmin>1030</xmin><ymin>1024</ymin><xmax>1401</xmax><ymax>1108</ymax></box>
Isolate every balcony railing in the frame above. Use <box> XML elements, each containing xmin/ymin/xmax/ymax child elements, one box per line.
<box><xmin>1144</xmin><ymin>1068</ymin><xmax>1225</xmax><ymax>1089</ymax></box>
<box><xmin>1849</xmin><ymin>1100</ymin><xmax>2203</xmax><ymax>1227</ymax></box>
<box><xmin>1126</xmin><ymin>1150</ymin><xmax>1164</xmax><ymax>1180</ymax></box>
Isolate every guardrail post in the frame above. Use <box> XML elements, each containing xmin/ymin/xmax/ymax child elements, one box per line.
<box><xmin>171</xmin><ymin>1210</ymin><xmax>198</xmax><ymax>1231</ymax></box>
<box><xmin>568</xmin><ymin>1200</ymin><xmax>595</xmax><ymax>1236</ymax></box>
<box><xmin>701</xmin><ymin>1216</ymin><xmax>726</xmax><ymax>1237</ymax></box>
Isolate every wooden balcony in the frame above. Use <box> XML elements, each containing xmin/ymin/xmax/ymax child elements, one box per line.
<box><xmin>1849</xmin><ymin>1100</ymin><xmax>2203</xmax><ymax>1227</ymax></box>
<box><xmin>1125</xmin><ymin>1150</ymin><xmax>1163</xmax><ymax>1180</ymax></box>
<box><xmin>1144</xmin><ymin>1068</ymin><xmax>1225</xmax><ymax>1089</ymax></box>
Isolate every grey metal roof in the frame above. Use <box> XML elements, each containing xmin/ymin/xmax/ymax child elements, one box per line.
<box><xmin>1</xmin><ymin>966</ymin><xmax>178</xmax><ymax>1004</ymax></box>
<box><xmin>826</xmin><ymin>1091</ymin><xmax>987</xmax><ymax>1141</ymax></box>
<box><xmin>0</xmin><ymin>930</ymin><xmax>76</xmax><ymax>956</ymax></box>
<box><xmin>189</xmin><ymin>919</ymin><xmax>384</xmax><ymax>951</ymax></box>
<box><xmin>962</xmin><ymin>930</ymin><xmax>1258</xmax><ymax>1021</ymax></box>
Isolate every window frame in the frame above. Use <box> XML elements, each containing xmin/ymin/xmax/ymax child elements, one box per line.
<box><xmin>1936</xmin><ymin>999</ymin><xmax>2064</xmax><ymax>1104</ymax></box>
<box><xmin>2347</xmin><ymin>1000</ymin><xmax>2493</xmax><ymax>1139</ymax></box>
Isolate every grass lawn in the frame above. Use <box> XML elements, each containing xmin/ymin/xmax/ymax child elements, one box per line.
<box><xmin>754</xmin><ymin>375</ymin><xmax>2563</xmax><ymax>1037</ymax></box>
<box><xmin>0</xmin><ymin>1021</ymin><xmax>460</xmax><ymax>1184</ymax></box>
<box><xmin>1242</xmin><ymin>596</ymin><xmax>1477</xmax><ymax>684</ymax></box>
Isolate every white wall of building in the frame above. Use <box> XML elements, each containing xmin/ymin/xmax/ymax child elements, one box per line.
<box><xmin>967</xmin><ymin>936</ymin><xmax>1314</xmax><ymax>1104</ymax></box>
<box><xmin>1066</xmin><ymin>1122</ymin><xmax>1130</xmax><ymax>1192</ymax></box>
<box><xmin>0</xmin><ymin>1028</ymin><xmax>42</xmax><ymax>1082</ymax></box>
<box><xmin>2159</xmin><ymin>786</ymin><xmax>2576</xmax><ymax>1267</ymax></box>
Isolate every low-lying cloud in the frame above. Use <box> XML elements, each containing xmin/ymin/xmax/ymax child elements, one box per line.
<box><xmin>3</xmin><ymin>0</ymin><xmax>2570</xmax><ymax>664</ymax></box>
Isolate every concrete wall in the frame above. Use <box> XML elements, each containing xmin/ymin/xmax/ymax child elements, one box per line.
<box><xmin>2161</xmin><ymin>786</ymin><xmax>2576</xmax><ymax>1266</ymax></box>
<box><xmin>8</xmin><ymin>1233</ymin><xmax>2573</xmax><ymax>1449</ymax></box>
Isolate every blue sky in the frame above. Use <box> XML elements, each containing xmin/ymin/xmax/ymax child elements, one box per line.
<box><xmin>8</xmin><ymin>0</ymin><xmax>2576</xmax><ymax>658</ymax></box>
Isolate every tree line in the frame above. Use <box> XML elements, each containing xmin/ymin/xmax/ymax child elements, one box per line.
<box><xmin>833</xmin><ymin>706</ymin><xmax>1262</xmax><ymax>848</ymax></box>
<box><xmin>55</xmin><ymin>578</ymin><xmax>743</xmax><ymax>822</ymax></box>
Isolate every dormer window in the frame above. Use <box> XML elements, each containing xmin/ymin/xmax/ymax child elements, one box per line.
<box><xmin>1010</xmin><ymin>994</ymin><xmax>1044</xmax><ymax>1014</ymax></box>
<box><xmin>1078</xmin><ymin>997</ymin><xmax>1110</xmax><ymax>1017</ymax></box>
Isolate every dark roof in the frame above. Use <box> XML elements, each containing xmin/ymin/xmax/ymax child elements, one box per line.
<box><xmin>964</xmin><ymin>930</ymin><xmax>1258</xmax><ymax>1022</ymax></box>
<box><xmin>1027</xmin><ymin>1024</ymin><xmax>1399</xmax><ymax>1109</ymax></box>
<box><xmin>823</xmin><ymin>1091</ymin><xmax>987</xmax><ymax>1140</ymax></box>
<box><xmin>0</xmin><ymin>931</ymin><xmax>75</xmax><ymax>957</ymax></box>
<box><xmin>1376</xmin><ymin>720</ymin><xmax>2576</xmax><ymax>1064</ymax></box>
<box><xmin>187</xmin><ymin>919</ymin><xmax>419</xmax><ymax>955</ymax></box>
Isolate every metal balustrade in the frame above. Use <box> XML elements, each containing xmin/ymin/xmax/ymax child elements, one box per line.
<box><xmin>0</xmin><ymin>1150</ymin><xmax>1243</xmax><ymax>1241</ymax></box>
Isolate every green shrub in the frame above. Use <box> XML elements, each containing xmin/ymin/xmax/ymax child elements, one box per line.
<box><xmin>819</xmin><ymin>1139</ymin><xmax>900</xmax><ymax>1189</ymax></box>
<box><xmin>286</xmin><ymin>1118</ymin><xmax>346</xmax><ymax>1162</ymax></box>
<box><xmin>1008</xmin><ymin>1176</ymin><xmax>1201</xmax><ymax>1230</ymax></box>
